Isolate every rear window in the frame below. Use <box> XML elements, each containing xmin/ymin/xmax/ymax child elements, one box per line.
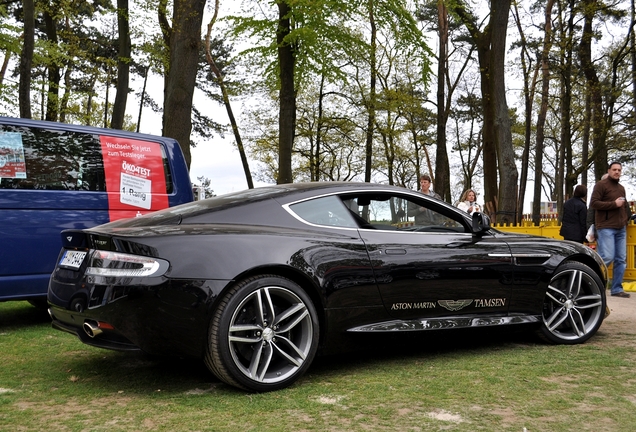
<box><xmin>0</xmin><ymin>124</ymin><xmax>173</xmax><ymax>194</ymax></box>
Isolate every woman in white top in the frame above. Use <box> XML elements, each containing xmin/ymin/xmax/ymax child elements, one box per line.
<box><xmin>457</xmin><ymin>189</ymin><xmax>481</xmax><ymax>214</ymax></box>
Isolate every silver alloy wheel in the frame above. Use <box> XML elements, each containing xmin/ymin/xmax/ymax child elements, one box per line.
<box><xmin>227</xmin><ymin>285</ymin><xmax>314</xmax><ymax>384</ymax></box>
<box><xmin>542</xmin><ymin>264</ymin><xmax>604</xmax><ymax>342</ymax></box>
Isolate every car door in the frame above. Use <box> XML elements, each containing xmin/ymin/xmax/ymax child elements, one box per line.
<box><xmin>342</xmin><ymin>192</ymin><xmax>515</xmax><ymax>320</ymax></box>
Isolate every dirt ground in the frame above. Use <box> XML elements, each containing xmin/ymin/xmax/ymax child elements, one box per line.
<box><xmin>602</xmin><ymin>291</ymin><xmax>636</xmax><ymax>335</ymax></box>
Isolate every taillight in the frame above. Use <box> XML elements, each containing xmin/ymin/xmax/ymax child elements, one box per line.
<box><xmin>85</xmin><ymin>250</ymin><xmax>169</xmax><ymax>277</ymax></box>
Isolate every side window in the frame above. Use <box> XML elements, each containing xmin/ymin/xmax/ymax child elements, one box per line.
<box><xmin>0</xmin><ymin>125</ymin><xmax>105</xmax><ymax>191</ymax></box>
<box><xmin>289</xmin><ymin>195</ymin><xmax>358</xmax><ymax>228</ymax></box>
<box><xmin>346</xmin><ymin>195</ymin><xmax>404</xmax><ymax>230</ymax></box>
<box><xmin>404</xmin><ymin>197</ymin><xmax>465</xmax><ymax>231</ymax></box>
<box><xmin>344</xmin><ymin>193</ymin><xmax>466</xmax><ymax>232</ymax></box>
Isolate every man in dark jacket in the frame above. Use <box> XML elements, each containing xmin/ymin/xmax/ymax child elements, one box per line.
<box><xmin>560</xmin><ymin>185</ymin><xmax>587</xmax><ymax>243</ymax></box>
<box><xmin>590</xmin><ymin>162</ymin><xmax>631</xmax><ymax>298</ymax></box>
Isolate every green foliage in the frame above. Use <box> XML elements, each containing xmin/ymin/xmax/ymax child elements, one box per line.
<box><xmin>226</xmin><ymin>0</ymin><xmax>432</xmax><ymax>184</ymax></box>
<box><xmin>225</xmin><ymin>0</ymin><xmax>430</xmax><ymax>92</ymax></box>
<box><xmin>0</xmin><ymin>4</ymin><xmax>21</xmax><ymax>55</ymax></box>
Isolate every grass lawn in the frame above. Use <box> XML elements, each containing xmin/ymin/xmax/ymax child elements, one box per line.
<box><xmin>1</xmin><ymin>300</ymin><xmax>635</xmax><ymax>431</ymax></box>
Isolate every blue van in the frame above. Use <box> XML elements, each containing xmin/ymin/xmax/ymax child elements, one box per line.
<box><xmin>0</xmin><ymin>117</ymin><xmax>194</xmax><ymax>305</ymax></box>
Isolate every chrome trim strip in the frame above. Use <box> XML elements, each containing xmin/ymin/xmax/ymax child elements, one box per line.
<box><xmin>488</xmin><ymin>253</ymin><xmax>551</xmax><ymax>258</ymax></box>
<box><xmin>348</xmin><ymin>315</ymin><xmax>541</xmax><ymax>332</ymax></box>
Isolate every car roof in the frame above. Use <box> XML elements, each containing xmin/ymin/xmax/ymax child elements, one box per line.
<box><xmin>98</xmin><ymin>181</ymin><xmax>453</xmax><ymax>230</ymax></box>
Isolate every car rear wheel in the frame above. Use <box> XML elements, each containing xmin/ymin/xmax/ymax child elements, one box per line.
<box><xmin>205</xmin><ymin>275</ymin><xmax>319</xmax><ymax>392</ymax></box>
<box><xmin>538</xmin><ymin>261</ymin><xmax>605</xmax><ymax>344</ymax></box>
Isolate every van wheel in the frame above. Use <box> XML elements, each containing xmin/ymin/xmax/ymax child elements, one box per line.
<box><xmin>538</xmin><ymin>262</ymin><xmax>605</xmax><ymax>344</ymax></box>
<box><xmin>205</xmin><ymin>275</ymin><xmax>319</xmax><ymax>392</ymax></box>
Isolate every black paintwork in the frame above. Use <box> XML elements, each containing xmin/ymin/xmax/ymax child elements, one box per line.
<box><xmin>48</xmin><ymin>182</ymin><xmax>607</xmax><ymax>359</ymax></box>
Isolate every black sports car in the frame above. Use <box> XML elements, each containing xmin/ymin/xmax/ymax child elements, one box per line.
<box><xmin>48</xmin><ymin>182</ymin><xmax>607</xmax><ymax>391</ymax></box>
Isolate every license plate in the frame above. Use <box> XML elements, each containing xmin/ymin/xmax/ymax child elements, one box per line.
<box><xmin>59</xmin><ymin>250</ymin><xmax>87</xmax><ymax>269</ymax></box>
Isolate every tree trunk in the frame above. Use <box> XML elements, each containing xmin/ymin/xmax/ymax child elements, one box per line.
<box><xmin>44</xmin><ymin>9</ymin><xmax>60</xmax><ymax>122</ymax></box>
<box><xmin>435</xmin><ymin>1</ymin><xmax>450</xmax><ymax>202</ymax></box>
<box><xmin>512</xmin><ymin>2</ymin><xmax>538</xmax><ymax>223</ymax></box>
<box><xmin>59</xmin><ymin>66</ymin><xmax>72</xmax><ymax>122</ymax></box>
<box><xmin>364</xmin><ymin>0</ymin><xmax>377</xmax><ymax>184</ymax></box>
<box><xmin>448</xmin><ymin>2</ymin><xmax>498</xmax><ymax>217</ymax></box>
<box><xmin>582</xmin><ymin>92</ymin><xmax>592</xmax><ymax>179</ymax></box>
<box><xmin>314</xmin><ymin>73</ymin><xmax>326</xmax><ymax>181</ymax></box>
<box><xmin>533</xmin><ymin>0</ymin><xmax>554</xmax><ymax>225</ymax></box>
<box><xmin>632</xmin><ymin>0</ymin><xmax>636</xmax><ymax>119</ymax></box>
<box><xmin>136</xmin><ymin>66</ymin><xmax>148</xmax><ymax>132</ymax></box>
<box><xmin>490</xmin><ymin>0</ymin><xmax>517</xmax><ymax>224</ymax></box>
<box><xmin>277</xmin><ymin>0</ymin><xmax>296</xmax><ymax>184</ymax></box>
<box><xmin>0</xmin><ymin>49</ymin><xmax>10</xmax><ymax>85</ymax></box>
<box><xmin>163</xmin><ymin>0</ymin><xmax>206</xmax><ymax>170</ymax></box>
<box><xmin>158</xmin><ymin>0</ymin><xmax>172</xmax><ymax>133</ymax></box>
<box><xmin>579</xmin><ymin>0</ymin><xmax>607</xmax><ymax>178</ymax></box>
<box><xmin>104</xmin><ymin>65</ymin><xmax>110</xmax><ymax>128</ymax></box>
<box><xmin>560</xmin><ymin>0</ymin><xmax>576</xmax><ymax>196</ymax></box>
<box><xmin>111</xmin><ymin>0</ymin><xmax>131</xmax><ymax>130</ymax></box>
<box><xmin>19</xmin><ymin>0</ymin><xmax>35</xmax><ymax>119</ymax></box>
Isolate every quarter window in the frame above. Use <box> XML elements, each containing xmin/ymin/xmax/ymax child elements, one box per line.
<box><xmin>289</xmin><ymin>195</ymin><xmax>357</xmax><ymax>228</ymax></box>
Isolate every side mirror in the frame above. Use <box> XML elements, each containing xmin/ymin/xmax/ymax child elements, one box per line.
<box><xmin>472</xmin><ymin>212</ymin><xmax>491</xmax><ymax>234</ymax></box>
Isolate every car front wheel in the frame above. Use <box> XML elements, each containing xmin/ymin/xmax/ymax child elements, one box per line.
<box><xmin>538</xmin><ymin>261</ymin><xmax>606</xmax><ymax>344</ymax></box>
<box><xmin>205</xmin><ymin>275</ymin><xmax>319</xmax><ymax>392</ymax></box>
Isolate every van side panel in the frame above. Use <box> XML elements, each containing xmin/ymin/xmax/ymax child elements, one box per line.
<box><xmin>0</xmin><ymin>117</ymin><xmax>193</xmax><ymax>301</ymax></box>
<box><xmin>99</xmin><ymin>136</ymin><xmax>169</xmax><ymax>220</ymax></box>
<box><xmin>0</xmin><ymin>204</ymin><xmax>109</xmax><ymax>298</ymax></box>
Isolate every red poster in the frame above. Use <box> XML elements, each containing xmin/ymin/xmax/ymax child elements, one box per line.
<box><xmin>100</xmin><ymin>136</ymin><xmax>170</xmax><ymax>221</ymax></box>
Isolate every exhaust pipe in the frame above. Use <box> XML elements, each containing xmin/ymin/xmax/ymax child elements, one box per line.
<box><xmin>83</xmin><ymin>321</ymin><xmax>103</xmax><ymax>338</ymax></box>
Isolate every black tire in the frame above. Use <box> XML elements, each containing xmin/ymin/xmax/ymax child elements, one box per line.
<box><xmin>538</xmin><ymin>261</ymin><xmax>606</xmax><ymax>344</ymax></box>
<box><xmin>204</xmin><ymin>275</ymin><xmax>319</xmax><ymax>392</ymax></box>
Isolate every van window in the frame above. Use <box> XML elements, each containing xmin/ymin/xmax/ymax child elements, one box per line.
<box><xmin>0</xmin><ymin>124</ymin><xmax>174</xmax><ymax>194</ymax></box>
<box><xmin>0</xmin><ymin>125</ymin><xmax>105</xmax><ymax>191</ymax></box>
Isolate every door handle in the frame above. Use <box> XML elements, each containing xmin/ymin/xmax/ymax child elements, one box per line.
<box><xmin>384</xmin><ymin>249</ymin><xmax>407</xmax><ymax>255</ymax></box>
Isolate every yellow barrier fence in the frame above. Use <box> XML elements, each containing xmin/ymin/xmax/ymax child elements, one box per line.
<box><xmin>495</xmin><ymin>222</ymin><xmax>636</xmax><ymax>290</ymax></box>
